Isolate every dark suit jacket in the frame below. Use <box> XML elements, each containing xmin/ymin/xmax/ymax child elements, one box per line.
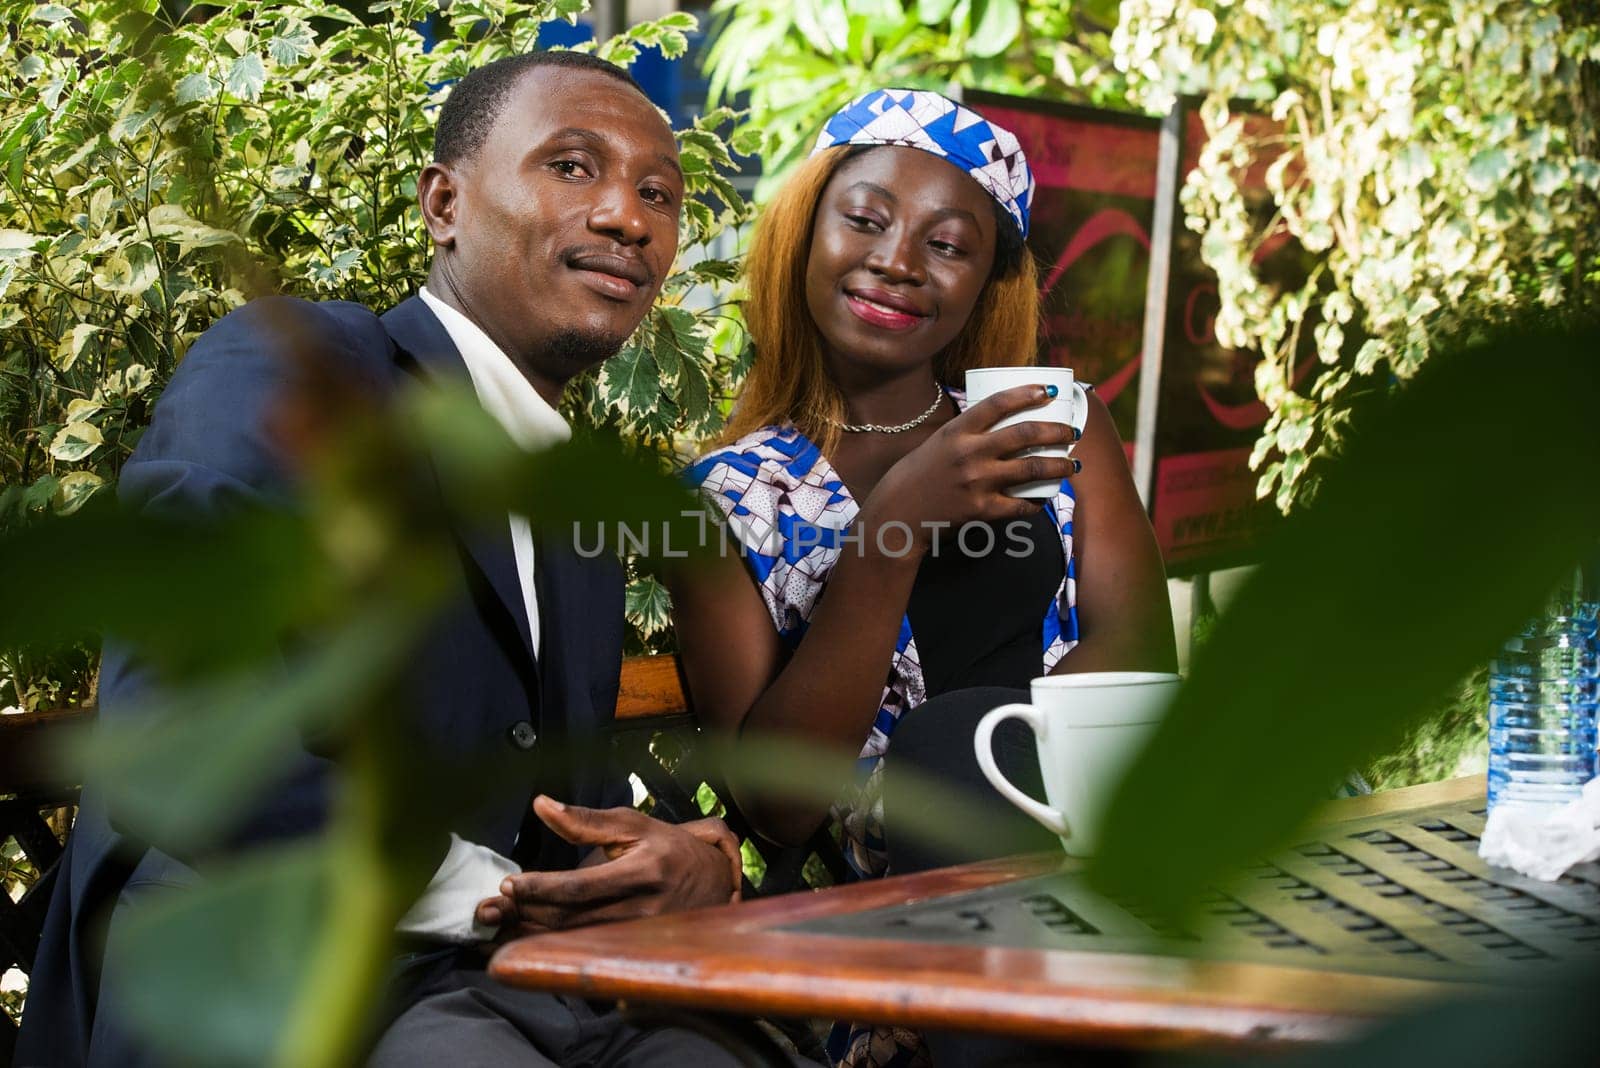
<box><xmin>17</xmin><ymin>296</ymin><xmax>628</xmax><ymax>1067</ymax></box>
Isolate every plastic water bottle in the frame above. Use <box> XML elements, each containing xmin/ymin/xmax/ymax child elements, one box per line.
<box><xmin>1487</xmin><ymin>570</ymin><xmax>1599</xmax><ymax>813</ymax></box>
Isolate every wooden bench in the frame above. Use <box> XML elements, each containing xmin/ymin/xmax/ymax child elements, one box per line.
<box><xmin>0</xmin><ymin>656</ymin><xmax>844</xmax><ymax>1060</ymax></box>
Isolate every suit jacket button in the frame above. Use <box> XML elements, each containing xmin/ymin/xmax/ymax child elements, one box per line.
<box><xmin>508</xmin><ymin>721</ymin><xmax>538</xmax><ymax>750</ymax></box>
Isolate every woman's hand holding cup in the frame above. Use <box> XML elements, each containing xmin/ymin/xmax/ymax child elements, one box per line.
<box><xmin>862</xmin><ymin>382</ymin><xmax>1079</xmax><ymax>556</ymax></box>
<box><xmin>964</xmin><ymin>367</ymin><xmax>1089</xmax><ymax>499</ymax></box>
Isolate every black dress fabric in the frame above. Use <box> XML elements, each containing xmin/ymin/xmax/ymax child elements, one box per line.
<box><xmin>886</xmin><ymin>506</ymin><xmax>1066</xmax><ymax>876</ymax></box>
<box><xmin>905</xmin><ymin>508</ymin><xmax>1064</xmax><ymax>698</ymax></box>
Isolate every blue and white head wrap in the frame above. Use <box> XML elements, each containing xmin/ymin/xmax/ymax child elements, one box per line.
<box><xmin>811</xmin><ymin>88</ymin><xmax>1036</xmax><ymax>239</ymax></box>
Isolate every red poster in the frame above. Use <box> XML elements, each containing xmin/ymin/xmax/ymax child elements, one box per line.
<box><xmin>964</xmin><ymin>94</ymin><xmax>1315</xmax><ymax>574</ymax></box>
<box><xmin>1151</xmin><ymin>449</ymin><xmax>1278</xmax><ymax>569</ymax></box>
<box><xmin>1149</xmin><ymin>106</ymin><xmax>1320</xmax><ymax>574</ymax></box>
<box><xmin>965</xmin><ymin>93</ymin><xmax>1160</xmax><ymax>441</ymax></box>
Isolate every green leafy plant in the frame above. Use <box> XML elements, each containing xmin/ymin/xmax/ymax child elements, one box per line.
<box><xmin>1112</xmin><ymin>0</ymin><xmax>1600</xmax><ymax>511</ymax></box>
<box><xmin>704</xmin><ymin>0</ymin><xmax>1129</xmax><ymax>192</ymax></box>
<box><xmin>0</xmin><ymin>0</ymin><xmax>753</xmax><ymax>705</ymax></box>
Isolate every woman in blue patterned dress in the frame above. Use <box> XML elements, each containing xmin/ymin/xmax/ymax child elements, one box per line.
<box><xmin>675</xmin><ymin>89</ymin><xmax>1177</xmax><ymax>869</ymax></box>
<box><xmin>673</xmin><ymin>89</ymin><xmax>1177</xmax><ymax>1066</ymax></box>
<box><xmin>676</xmin><ymin>88</ymin><xmax>1176</xmax><ymax>864</ymax></box>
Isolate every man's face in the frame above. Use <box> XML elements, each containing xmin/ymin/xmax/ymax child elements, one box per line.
<box><xmin>424</xmin><ymin>67</ymin><xmax>682</xmax><ymax>386</ymax></box>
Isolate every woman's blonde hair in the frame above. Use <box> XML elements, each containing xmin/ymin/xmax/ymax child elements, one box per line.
<box><xmin>719</xmin><ymin>145</ymin><xmax>1041</xmax><ymax>457</ymax></box>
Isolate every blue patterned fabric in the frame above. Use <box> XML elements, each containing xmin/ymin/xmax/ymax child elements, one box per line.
<box><xmin>812</xmin><ymin>88</ymin><xmax>1036</xmax><ymax>238</ymax></box>
<box><xmin>686</xmin><ymin>389</ymin><xmax>1079</xmax><ymax>879</ymax></box>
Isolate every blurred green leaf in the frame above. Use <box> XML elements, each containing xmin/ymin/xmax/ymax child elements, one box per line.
<box><xmin>267</xmin><ymin>20</ymin><xmax>317</xmax><ymax>65</ymax></box>
<box><xmin>174</xmin><ymin>71</ymin><xmax>218</xmax><ymax>104</ymax></box>
<box><xmin>107</xmin><ymin>842</ymin><xmax>333</xmax><ymax>1067</ymax></box>
<box><xmin>77</xmin><ymin>607</ymin><xmax>421</xmax><ymax>852</ymax></box>
<box><xmin>22</xmin><ymin>475</ymin><xmax>60</xmax><ymax>513</ymax></box>
<box><xmin>56</xmin><ymin>470</ymin><xmax>106</xmax><ymax>515</ymax></box>
<box><xmin>225</xmin><ymin>53</ymin><xmax>268</xmax><ymax>101</ymax></box>
<box><xmin>47</xmin><ymin>420</ymin><xmax>104</xmax><ymax>462</ymax></box>
<box><xmin>969</xmin><ymin>0</ymin><xmax>1021</xmax><ymax>58</ymax></box>
<box><xmin>0</xmin><ymin>498</ymin><xmax>330</xmax><ymax>674</ymax></box>
<box><xmin>520</xmin><ymin>435</ymin><xmax>705</xmax><ymax>558</ymax></box>
<box><xmin>1092</xmin><ymin>316</ymin><xmax>1600</xmax><ymax>920</ymax></box>
<box><xmin>1078</xmin><ymin>0</ymin><xmax>1122</xmax><ymax>25</ymax></box>
<box><xmin>405</xmin><ymin>383</ymin><xmax>705</xmax><ymax>560</ymax></box>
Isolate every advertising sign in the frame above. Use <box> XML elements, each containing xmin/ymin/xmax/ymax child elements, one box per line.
<box><xmin>1146</xmin><ymin>107</ymin><xmax>1319</xmax><ymax>574</ymax></box>
<box><xmin>964</xmin><ymin>92</ymin><xmax>1161</xmax><ymax>443</ymax></box>
<box><xmin>964</xmin><ymin>92</ymin><xmax>1315</xmax><ymax>574</ymax></box>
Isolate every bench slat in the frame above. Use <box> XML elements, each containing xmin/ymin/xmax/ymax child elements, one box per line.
<box><xmin>0</xmin><ymin>707</ymin><xmax>94</xmax><ymax>795</ymax></box>
<box><xmin>616</xmin><ymin>654</ymin><xmax>690</xmax><ymax>720</ymax></box>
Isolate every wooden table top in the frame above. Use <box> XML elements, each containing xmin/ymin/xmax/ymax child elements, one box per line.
<box><xmin>490</xmin><ymin>776</ymin><xmax>1600</xmax><ymax>1050</ymax></box>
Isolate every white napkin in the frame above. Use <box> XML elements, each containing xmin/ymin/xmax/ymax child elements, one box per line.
<box><xmin>1479</xmin><ymin>777</ymin><xmax>1600</xmax><ymax>881</ymax></box>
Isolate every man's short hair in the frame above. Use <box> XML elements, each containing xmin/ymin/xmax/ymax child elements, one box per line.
<box><xmin>433</xmin><ymin>51</ymin><xmax>648</xmax><ymax>166</ymax></box>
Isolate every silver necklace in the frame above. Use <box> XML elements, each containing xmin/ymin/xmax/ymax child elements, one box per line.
<box><xmin>831</xmin><ymin>384</ymin><xmax>946</xmax><ymax>434</ymax></box>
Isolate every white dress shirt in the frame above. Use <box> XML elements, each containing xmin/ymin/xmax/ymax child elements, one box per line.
<box><xmin>394</xmin><ymin>287</ymin><xmax>571</xmax><ymax>943</ymax></box>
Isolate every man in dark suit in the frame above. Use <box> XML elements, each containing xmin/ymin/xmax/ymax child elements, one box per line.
<box><xmin>19</xmin><ymin>51</ymin><xmax>775</xmax><ymax>1068</ymax></box>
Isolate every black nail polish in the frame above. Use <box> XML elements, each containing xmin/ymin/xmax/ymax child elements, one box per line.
<box><xmin>1071</xmin><ymin>459</ymin><xmax>1083</xmax><ymax>474</ymax></box>
<box><xmin>1072</xmin><ymin>426</ymin><xmax>1082</xmax><ymax>442</ymax></box>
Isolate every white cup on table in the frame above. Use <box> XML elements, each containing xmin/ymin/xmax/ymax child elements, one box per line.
<box><xmin>974</xmin><ymin>672</ymin><xmax>1181</xmax><ymax>856</ymax></box>
<box><xmin>963</xmin><ymin>366</ymin><xmax>1089</xmax><ymax>499</ymax></box>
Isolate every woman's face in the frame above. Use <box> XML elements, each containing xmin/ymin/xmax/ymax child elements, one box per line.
<box><xmin>804</xmin><ymin>146</ymin><xmax>999</xmax><ymax>379</ymax></box>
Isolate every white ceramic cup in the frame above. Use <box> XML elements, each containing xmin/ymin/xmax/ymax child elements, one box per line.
<box><xmin>974</xmin><ymin>672</ymin><xmax>1181</xmax><ymax>856</ymax></box>
<box><xmin>963</xmin><ymin>366</ymin><xmax>1089</xmax><ymax>499</ymax></box>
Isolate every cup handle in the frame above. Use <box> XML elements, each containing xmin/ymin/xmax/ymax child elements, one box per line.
<box><xmin>1069</xmin><ymin>382</ymin><xmax>1090</xmax><ymax>436</ymax></box>
<box><xmin>974</xmin><ymin>703</ymin><xmax>1071</xmax><ymax>838</ymax></box>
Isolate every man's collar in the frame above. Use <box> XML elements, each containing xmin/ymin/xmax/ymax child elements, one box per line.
<box><xmin>417</xmin><ymin>287</ymin><xmax>570</xmax><ymax>453</ymax></box>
